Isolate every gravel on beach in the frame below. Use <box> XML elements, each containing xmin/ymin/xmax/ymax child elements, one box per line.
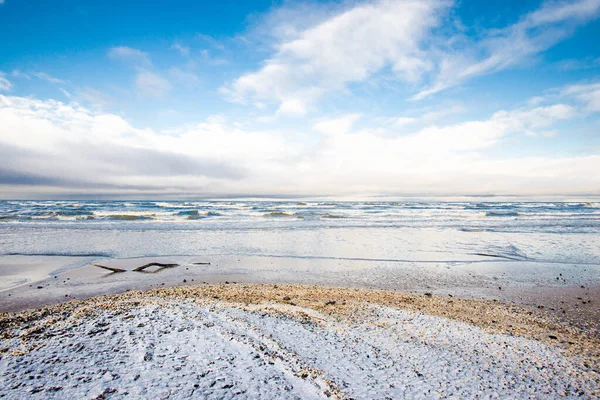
<box><xmin>1</xmin><ymin>284</ymin><xmax>599</xmax><ymax>399</ymax></box>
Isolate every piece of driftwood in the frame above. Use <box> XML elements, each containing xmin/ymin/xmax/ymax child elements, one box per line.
<box><xmin>133</xmin><ymin>262</ymin><xmax>179</xmax><ymax>272</ymax></box>
<box><xmin>192</xmin><ymin>262</ymin><xmax>211</xmax><ymax>265</ymax></box>
<box><xmin>92</xmin><ymin>264</ymin><xmax>127</xmax><ymax>273</ymax></box>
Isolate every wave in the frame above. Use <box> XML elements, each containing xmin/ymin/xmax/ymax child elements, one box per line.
<box><xmin>106</xmin><ymin>214</ymin><xmax>155</xmax><ymax>221</ymax></box>
<box><xmin>155</xmin><ymin>202</ymin><xmax>202</xmax><ymax>209</ymax></box>
<box><xmin>178</xmin><ymin>210</ymin><xmax>199</xmax><ymax>217</ymax></box>
<box><xmin>485</xmin><ymin>211</ymin><xmax>520</xmax><ymax>217</ymax></box>
<box><xmin>12</xmin><ymin>210</ymin><xmax>95</xmax><ymax>218</ymax></box>
<box><xmin>176</xmin><ymin>210</ymin><xmax>201</xmax><ymax>220</ymax></box>
<box><xmin>320</xmin><ymin>214</ymin><xmax>345</xmax><ymax>219</ymax></box>
<box><xmin>176</xmin><ymin>210</ymin><xmax>222</xmax><ymax>220</ymax></box>
<box><xmin>458</xmin><ymin>228</ymin><xmax>485</xmax><ymax>232</ymax></box>
<box><xmin>52</xmin><ymin>210</ymin><xmax>93</xmax><ymax>217</ymax></box>
<box><xmin>263</xmin><ymin>211</ymin><xmax>295</xmax><ymax>217</ymax></box>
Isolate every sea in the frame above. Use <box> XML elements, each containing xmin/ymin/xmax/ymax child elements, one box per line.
<box><xmin>0</xmin><ymin>199</ymin><xmax>599</xmax><ymax>264</ymax></box>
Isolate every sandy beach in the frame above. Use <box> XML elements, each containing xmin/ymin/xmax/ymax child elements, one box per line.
<box><xmin>1</xmin><ymin>283</ymin><xmax>599</xmax><ymax>399</ymax></box>
<box><xmin>0</xmin><ymin>284</ymin><xmax>600</xmax><ymax>399</ymax></box>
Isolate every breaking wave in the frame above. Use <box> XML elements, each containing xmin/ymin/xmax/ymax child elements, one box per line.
<box><xmin>486</xmin><ymin>211</ymin><xmax>520</xmax><ymax>217</ymax></box>
<box><xmin>264</xmin><ymin>211</ymin><xmax>295</xmax><ymax>217</ymax></box>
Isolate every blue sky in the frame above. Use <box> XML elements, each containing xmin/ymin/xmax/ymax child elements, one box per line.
<box><xmin>0</xmin><ymin>0</ymin><xmax>599</xmax><ymax>198</ymax></box>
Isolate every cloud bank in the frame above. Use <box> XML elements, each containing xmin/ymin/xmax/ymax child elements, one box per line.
<box><xmin>1</xmin><ymin>82</ymin><xmax>599</xmax><ymax>198</ymax></box>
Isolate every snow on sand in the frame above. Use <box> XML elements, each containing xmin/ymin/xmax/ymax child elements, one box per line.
<box><xmin>1</xmin><ymin>284</ymin><xmax>599</xmax><ymax>399</ymax></box>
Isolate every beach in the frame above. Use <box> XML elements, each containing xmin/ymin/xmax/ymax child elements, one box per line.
<box><xmin>2</xmin><ymin>284</ymin><xmax>599</xmax><ymax>399</ymax></box>
<box><xmin>1</xmin><ymin>200</ymin><xmax>600</xmax><ymax>398</ymax></box>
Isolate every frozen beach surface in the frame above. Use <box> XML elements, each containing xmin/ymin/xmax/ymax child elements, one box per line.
<box><xmin>1</xmin><ymin>289</ymin><xmax>598</xmax><ymax>399</ymax></box>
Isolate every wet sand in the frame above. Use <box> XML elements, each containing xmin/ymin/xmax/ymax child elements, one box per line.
<box><xmin>0</xmin><ymin>255</ymin><xmax>91</xmax><ymax>292</ymax></box>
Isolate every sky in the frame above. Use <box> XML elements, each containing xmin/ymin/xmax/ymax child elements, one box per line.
<box><xmin>0</xmin><ymin>0</ymin><xmax>600</xmax><ymax>199</ymax></box>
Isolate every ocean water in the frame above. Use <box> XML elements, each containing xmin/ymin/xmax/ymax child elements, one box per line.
<box><xmin>0</xmin><ymin>200</ymin><xmax>599</xmax><ymax>265</ymax></box>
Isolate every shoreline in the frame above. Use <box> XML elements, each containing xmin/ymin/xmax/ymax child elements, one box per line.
<box><xmin>2</xmin><ymin>254</ymin><xmax>599</xmax><ymax>338</ymax></box>
<box><xmin>1</xmin><ymin>283</ymin><xmax>599</xmax><ymax>398</ymax></box>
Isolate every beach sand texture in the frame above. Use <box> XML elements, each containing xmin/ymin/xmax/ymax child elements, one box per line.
<box><xmin>1</xmin><ymin>284</ymin><xmax>598</xmax><ymax>399</ymax></box>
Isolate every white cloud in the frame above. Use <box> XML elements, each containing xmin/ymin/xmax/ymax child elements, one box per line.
<box><xmin>135</xmin><ymin>71</ymin><xmax>172</xmax><ymax>97</ymax></box>
<box><xmin>195</xmin><ymin>33</ymin><xmax>226</xmax><ymax>51</ymax></box>
<box><xmin>418</xmin><ymin>105</ymin><xmax>467</xmax><ymax>124</ymax></box>
<box><xmin>562</xmin><ymin>82</ymin><xmax>600</xmax><ymax>112</ymax></box>
<box><xmin>313</xmin><ymin>114</ymin><xmax>361</xmax><ymax>136</ymax></box>
<box><xmin>108</xmin><ymin>46</ymin><xmax>176</xmax><ymax>97</ymax></box>
<box><xmin>391</xmin><ymin>117</ymin><xmax>418</xmax><ymax>127</ymax></box>
<box><xmin>491</xmin><ymin>104</ymin><xmax>576</xmax><ymax>133</ymax></box>
<box><xmin>380</xmin><ymin>104</ymin><xmax>466</xmax><ymax>128</ymax></box>
<box><xmin>522</xmin><ymin>81</ymin><xmax>600</xmax><ymax>113</ymax></box>
<box><xmin>11</xmin><ymin>70</ymin><xmax>31</xmax><ymax>80</ymax></box>
<box><xmin>276</xmin><ymin>98</ymin><xmax>309</xmax><ymax>117</ymax></box>
<box><xmin>9</xmin><ymin>70</ymin><xmax>66</xmax><ymax>86</ymax></box>
<box><xmin>0</xmin><ymin>95</ymin><xmax>288</xmax><ymax>194</ymax></box>
<box><xmin>58</xmin><ymin>88</ymin><xmax>72</xmax><ymax>99</ymax></box>
<box><xmin>171</xmin><ymin>42</ymin><xmax>190</xmax><ymax>57</ymax></box>
<box><xmin>222</xmin><ymin>0</ymin><xmax>449</xmax><ymax>114</ymax></box>
<box><xmin>0</xmin><ymin>72</ymin><xmax>11</xmax><ymax>91</ymax></box>
<box><xmin>32</xmin><ymin>72</ymin><xmax>66</xmax><ymax>85</ymax></box>
<box><xmin>413</xmin><ymin>0</ymin><xmax>600</xmax><ymax>100</ymax></box>
<box><xmin>279</xmin><ymin>104</ymin><xmax>585</xmax><ymax>195</ymax></box>
<box><xmin>223</xmin><ymin>0</ymin><xmax>600</xmax><ymax>112</ymax></box>
<box><xmin>77</xmin><ymin>87</ymin><xmax>113</xmax><ymax>108</ymax></box>
<box><xmin>168</xmin><ymin>67</ymin><xmax>201</xmax><ymax>88</ymax></box>
<box><xmin>381</xmin><ymin>104</ymin><xmax>575</xmax><ymax>155</ymax></box>
<box><xmin>555</xmin><ymin>57</ymin><xmax>600</xmax><ymax>71</ymax></box>
<box><xmin>526</xmin><ymin>0</ymin><xmax>600</xmax><ymax>25</ymax></box>
<box><xmin>199</xmin><ymin>49</ymin><xmax>228</xmax><ymax>66</ymax></box>
<box><xmin>108</xmin><ymin>46</ymin><xmax>151</xmax><ymax>66</ymax></box>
